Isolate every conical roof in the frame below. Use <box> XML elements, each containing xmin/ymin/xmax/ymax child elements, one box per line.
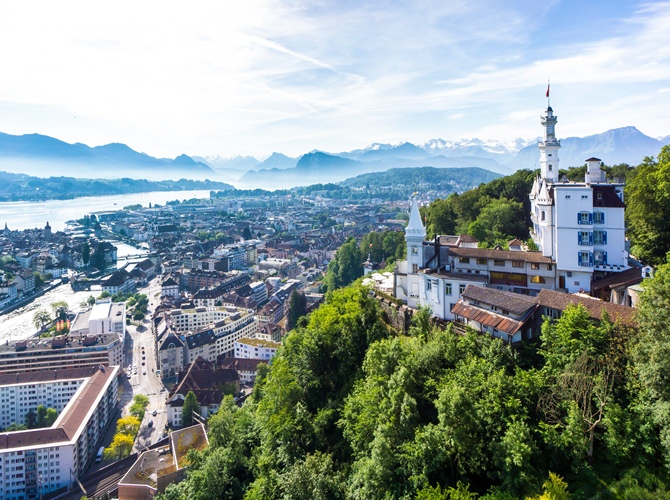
<box><xmin>405</xmin><ymin>198</ymin><xmax>426</xmax><ymax>238</ymax></box>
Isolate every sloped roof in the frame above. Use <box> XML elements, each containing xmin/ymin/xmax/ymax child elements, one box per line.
<box><xmin>535</xmin><ymin>289</ymin><xmax>636</xmax><ymax>327</ymax></box>
<box><xmin>462</xmin><ymin>285</ymin><xmax>537</xmax><ymax>316</ymax></box>
<box><xmin>452</xmin><ymin>302</ymin><xmax>525</xmax><ymax>336</ymax></box>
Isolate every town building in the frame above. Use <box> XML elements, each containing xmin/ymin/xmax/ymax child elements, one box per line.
<box><xmin>0</xmin><ymin>365</ymin><xmax>118</xmax><ymax>500</ymax></box>
<box><xmin>70</xmin><ymin>299</ymin><xmax>126</xmax><ymax>337</ymax></box>
<box><xmin>234</xmin><ymin>337</ymin><xmax>280</xmax><ymax>362</ymax></box>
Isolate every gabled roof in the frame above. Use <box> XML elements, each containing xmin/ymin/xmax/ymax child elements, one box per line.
<box><xmin>448</xmin><ymin>247</ymin><xmax>553</xmax><ymax>264</ymax></box>
<box><xmin>462</xmin><ymin>285</ymin><xmax>537</xmax><ymax>316</ymax></box>
<box><xmin>535</xmin><ymin>289</ymin><xmax>636</xmax><ymax>327</ymax></box>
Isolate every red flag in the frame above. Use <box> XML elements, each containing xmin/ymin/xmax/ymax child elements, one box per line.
<box><xmin>546</xmin><ymin>83</ymin><xmax>550</xmax><ymax>98</ymax></box>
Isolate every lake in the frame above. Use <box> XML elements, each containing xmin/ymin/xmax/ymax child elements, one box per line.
<box><xmin>0</xmin><ymin>190</ymin><xmax>213</xmax><ymax>231</ymax></box>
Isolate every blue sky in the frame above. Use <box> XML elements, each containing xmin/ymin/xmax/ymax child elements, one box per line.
<box><xmin>0</xmin><ymin>0</ymin><xmax>668</xmax><ymax>159</ymax></box>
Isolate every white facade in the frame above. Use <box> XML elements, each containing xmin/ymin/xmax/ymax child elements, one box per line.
<box><xmin>234</xmin><ymin>338</ymin><xmax>280</xmax><ymax>362</ymax></box>
<box><xmin>530</xmin><ymin>106</ymin><xmax>628</xmax><ymax>293</ymax></box>
<box><xmin>0</xmin><ymin>366</ymin><xmax>118</xmax><ymax>500</ymax></box>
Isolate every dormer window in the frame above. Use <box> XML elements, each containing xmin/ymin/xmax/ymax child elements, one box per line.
<box><xmin>548</xmin><ymin>165</ymin><xmax>553</xmax><ymax>171</ymax></box>
<box><xmin>597</xmin><ymin>192</ymin><xmax>602</xmax><ymax>200</ymax></box>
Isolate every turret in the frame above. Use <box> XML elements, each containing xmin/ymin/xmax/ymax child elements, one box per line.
<box><xmin>405</xmin><ymin>198</ymin><xmax>426</xmax><ymax>273</ymax></box>
<box><xmin>585</xmin><ymin>157</ymin><xmax>604</xmax><ymax>184</ymax></box>
<box><xmin>539</xmin><ymin>106</ymin><xmax>560</xmax><ymax>183</ymax></box>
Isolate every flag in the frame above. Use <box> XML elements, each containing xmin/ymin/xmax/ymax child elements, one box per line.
<box><xmin>546</xmin><ymin>83</ymin><xmax>550</xmax><ymax>98</ymax></box>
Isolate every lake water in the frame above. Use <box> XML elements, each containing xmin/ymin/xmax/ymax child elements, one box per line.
<box><xmin>0</xmin><ymin>190</ymin><xmax>213</xmax><ymax>231</ymax></box>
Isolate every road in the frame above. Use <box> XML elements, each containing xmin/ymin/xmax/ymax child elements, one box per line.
<box><xmin>121</xmin><ymin>277</ymin><xmax>169</xmax><ymax>453</ymax></box>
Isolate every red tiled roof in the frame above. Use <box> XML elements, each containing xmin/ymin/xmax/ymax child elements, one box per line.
<box><xmin>452</xmin><ymin>302</ymin><xmax>525</xmax><ymax>335</ymax></box>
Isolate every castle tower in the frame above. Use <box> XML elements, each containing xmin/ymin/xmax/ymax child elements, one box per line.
<box><xmin>539</xmin><ymin>106</ymin><xmax>560</xmax><ymax>183</ymax></box>
<box><xmin>405</xmin><ymin>198</ymin><xmax>426</xmax><ymax>275</ymax></box>
<box><xmin>44</xmin><ymin>221</ymin><xmax>51</xmax><ymax>241</ymax></box>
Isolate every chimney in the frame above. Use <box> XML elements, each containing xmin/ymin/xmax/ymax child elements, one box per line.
<box><xmin>585</xmin><ymin>157</ymin><xmax>603</xmax><ymax>184</ymax></box>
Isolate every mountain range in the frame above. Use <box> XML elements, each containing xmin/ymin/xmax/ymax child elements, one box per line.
<box><xmin>0</xmin><ymin>132</ymin><xmax>216</xmax><ymax>181</ymax></box>
<box><xmin>0</xmin><ymin>126</ymin><xmax>667</xmax><ymax>190</ymax></box>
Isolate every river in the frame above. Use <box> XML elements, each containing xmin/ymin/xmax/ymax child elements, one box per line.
<box><xmin>0</xmin><ymin>189</ymin><xmax>213</xmax><ymax>231</ymax></box>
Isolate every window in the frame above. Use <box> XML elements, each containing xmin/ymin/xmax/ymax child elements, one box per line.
<box><xmin>411</xmin><ymin>246</ymin><xmax>418</xmax><ymax>255</ymax></box>
<box><xmin>565</xmin><ymin>195</ymin><xmax>571</xmax><ymax>199</ymax></box>
<box><xmin>412</xmin><ymin>264</ymin><xmax>418</xmax><ymax>273</ymax></box>
<box><xmin>593</xmin><ymin>211</ymin><xmax>605</xmax><ymax>224</ymax></box>
<box><xmin>445</xmin><ymin>283</ymin><xmax>452</xmax><ymax>295</ymax></box>
<box><xmin>547</xmin><ymin>264</ymin><xmax>552</xmax><ymax>271</ymax></box>
<box><xmin>541</xmin><ymin>211</ymin><xmax>546</xmax><ymax>221</ymax></box>
<box><xmin>512</xmin><ymin>261</ymin><xmax>524</xmax><ymax>268</ymax></box>
<box><xmin>582</xmin><ymin>195</ymin><xmax>588</xmax><ymax>199</ymax></box>
<box><xmin>597</xmin><ymin>192</ymin><xmax>603</xmax><ymax>200</ymax></box>
<box><xmin>476</xmin><ymin>258</ymin><xmax>487</xmax><ymax>265</ymax></box>
<box><xmin>494</xmin><ymin>259</ymin><xmax>505</xmax><ymax>267</ymax></box>
<box><xmin>578</xmin><ymin>251</ymin><xmax>593</xmax><ymax>267</ymax></box>
<box><xmin>567</xmin><ymin>271</ymin><xmax>572</xmax><ymax>277</ymax></box>
<box><xmin>459</xmin><ymin>257</ymin><xmax>470</xmax><ymax>264</ymax></box>
<box><xmin>594</xmin><ymin>250</ymin><xmax>607</xmax><ymax>265</ymax></box>
<box><xmin>426</xmin><ymin>280</ymin><xmax>432</xmax><ymax>291</ymax></box>
<box><xmin>531</xmin><ymin>263</ymin><xmax>539</xmax><ymax>270</ymax></box>
<box><xmin>578</xmin><ymin>211</ymin><xmax>592</xmax><ymax>225</ymax></box>
<box><xmin>578</xmin><ymin>231</ymin><xmax>592</xmax><ymax>245</ymax></box>
<box><xmin>459</xmin><ymin>284</ymin><xmax>466</xmax><ymax>294</ymax></box>
<box><xmin>593</xmin><ymin>230</ymin><xmax>607</xmax><ymax>245</ymax></box>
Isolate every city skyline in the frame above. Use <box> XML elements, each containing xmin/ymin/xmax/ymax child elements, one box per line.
<box><xmin>0</xmin><ymin>0</ymin><xmax>668</xmax><ymax>160</ymax></box>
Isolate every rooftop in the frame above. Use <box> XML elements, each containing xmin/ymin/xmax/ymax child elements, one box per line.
<box><xmin>235</xmin><ymin>337</ymin><xmax>281</xmax><ymax>349</ymax></box>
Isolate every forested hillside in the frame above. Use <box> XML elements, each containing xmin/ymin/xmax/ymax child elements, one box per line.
<box><xmin>159</xmin><ymin>267</ymin><xmax>670</xmax><ymax>499</ymax></box>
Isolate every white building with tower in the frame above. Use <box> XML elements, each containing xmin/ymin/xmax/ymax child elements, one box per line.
<box><xmin>530</xmin><ymin>105</ymin><xmax>628</xmax><ymax>293</ymax></box>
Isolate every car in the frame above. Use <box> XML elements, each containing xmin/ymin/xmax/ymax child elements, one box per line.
<box><xmin>142</xmin><ymin>371</ymin><xmax>146</xmax><ymax>375</ymax></box>
<box><xmin>152</xmin><ymin>410</ymin><xmax>157</xmax><ymax>416</ymax></box>
<box><xmin>148</xmin><ymin>420</ymin><xmax>153</xmax><ymax>428</ymax></box>
<box><xmin>142</xmin><ymin>356</ymin><xmax>146</xmax><ymax>360</ymax></box>
<box><xmin>142</xmin><ymin>361</ymin><xmax>145</xmax><ymax>366</ymax></box>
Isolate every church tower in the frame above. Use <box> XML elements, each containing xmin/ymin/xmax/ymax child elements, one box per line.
<box><xmin>539</xmin><ymin>106</ymin><xmax>560</xmax><ymax>182</ymax></box>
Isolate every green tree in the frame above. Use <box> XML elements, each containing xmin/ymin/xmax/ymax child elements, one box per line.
<box><xmin>182</xmin><ymin>391</ymin><xmax>200</xmax><ymax>427</ymax></box>
<box><xmin>33</xmin><ymin>271</ymin><xmax>44</xmax><ymax>288</ymax></box>
<box><xmin>50</xmin><ymin>300</ymin><xmax>68</xmax><ymax>320</ymax></box>
<box><xmin>81</xmin><ymin>241</ymin><xmax>90</xmax><ymax>266</ymax></box>
<box><xmin>242</xmin><ymin>226</ymin><xmax>252</xmax><ymax>240</ymax></box>
<box><xmin>130</xmin><ymin>394</ymin><xmax>150</xmax><ymax>422</ymax></box>
<box><xmin>91</xmin><ymin>242</ymin><xmax>106</xmax><ymax>270</ymax></box>
<box><xmin>467</xmin><ymin>197</ymin><xmax>526</xmax><ymax>247</ymax></box>
<box><xmin>36</xmin><ymin>405</ymin><xmax>47</xmax><ymax>428</ymax></box>
<box><xmin>287</xmin><ymin>290</ymin><xmax>308</xmax><ymax>332</ymax></box>
<box><xmin>627</xmin><ymin>146</ymin><xmax>670</xmax><ymax>264</ymax></box>
<box><xmin>45</xmin><ymin>408</ymin><xmax>58</xmax><ymax>426</ymax></box>
<box><xmin>25</xmin><ymin>410</ymin><xmax>37</xmax><ymax>429</ymax></box>
<box><xmin>32</xmin><ymin>309</ymin><xmax>51</xmax><ymax>331</ymax></box>
<box><xmin>323</xmin><ymin>237</ymin><xmax>362</xmax><ymax>292</ymax></box>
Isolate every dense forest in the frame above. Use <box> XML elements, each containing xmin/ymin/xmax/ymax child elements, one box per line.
<box><xmin>0</xmin><ymin>171</ymin><xmax>233</xmax><ymax>201</ymax></box>
<box><xmin>159</xmin><ymin>267</ymin><xmax>670</xmax><ymax>499</ymax></box>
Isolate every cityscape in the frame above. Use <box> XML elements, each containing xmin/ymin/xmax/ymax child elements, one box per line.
<box><xmin>0</xmin><ymin>1</ymin><xmax>670</xmax><ymax>499</ymax></box>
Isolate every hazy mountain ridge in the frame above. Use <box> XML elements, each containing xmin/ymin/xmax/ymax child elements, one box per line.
<box><xmin>0</xmin><ymin>132</ymin><xmax>216</xmax><ymax>181</ymax></box>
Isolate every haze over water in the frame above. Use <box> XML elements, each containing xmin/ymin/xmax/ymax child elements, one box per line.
<box><xmin>0</xmin><ymin>190</ymin><xmax>212</xmax><ymax>231</ymax></box>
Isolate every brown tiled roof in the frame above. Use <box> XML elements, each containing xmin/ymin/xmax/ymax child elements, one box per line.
<box><xmin>422</xmin><ymin>268</ymin><xmax>488</xmax><ymax>283</ymax></box>
<box><xmin>592</xmin><ymin>185</ymin><xmax>625</xmax><ymax>209</ymax></box>
<box><xmin>0</xmin><ymin>366</ymin><xmax>99</xmax><ymax>386</ymax></box>
<box><xmin>458</xmin><ymin>234</ymin><xmax>479</xmax><ymax>243</ymax></box>
<box><xmin>452</xmin><ymin>302</ymin><xmax>525</xmax><ymax>335</ymax></box>
<box><xmin>449</xmin><ymin>247</ymin><xmax>553</xmax><ymax>264</ymax></box>
<box><xmin>462</xmin><ymin>285</ymin><xmax>536</xmax><ymax>316</ymax></box>
<box><xmin>535</xmin><ymin>289</ymin><xmax>637</xmax><ymax>327</ymax></box>
<box><xmin>592</xmin><ymin>268</ymin><xmax>644</xmax><ymax>291</ymax></box>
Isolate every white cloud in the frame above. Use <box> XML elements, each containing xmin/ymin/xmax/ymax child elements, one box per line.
<box><xmin>0</xmin><ymin>0</ymin><xmax>667</xmax><ymax>158</ymax></box>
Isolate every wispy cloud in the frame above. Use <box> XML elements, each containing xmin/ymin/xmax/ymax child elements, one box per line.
<box><xmin>0</xmin><ymin>0</ymin><xmax>667</xmax><ymax>157</ymax></box>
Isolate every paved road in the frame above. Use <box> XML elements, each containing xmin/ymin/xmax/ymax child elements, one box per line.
<box><xmin>121</xmin><ymin>278</ymin><xmax>169</xmax><ymax>453</ymax></box>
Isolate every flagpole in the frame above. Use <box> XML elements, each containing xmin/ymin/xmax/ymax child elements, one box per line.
<box><xmin>547</xmin><ymin>79</ymin><xmax>550</xmax><ymax>108</ymax></box>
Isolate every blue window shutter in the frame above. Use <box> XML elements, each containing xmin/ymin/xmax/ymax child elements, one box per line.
<box><xmin>578</xmin><ymin>252</ymin><xmax>583</xmax><ymax>266</ymax></box>
<box><xmin>588</xmin><ymin>212</ymin><xmax>593</xmax><ymax>225</ymax></box>
<box><xmin>603</xmin><ymin>231</ymin><xmax>607</xmax><ymax>244</ymax></box>
<box><xmin>589</xmin><ymin>232</ymin><xmax>593</xmax><ymax>245</ymax></box>
<box><xmin>601</xmin><ymin>212</ymin><xmax>605</xmax><ymax>224</ymax></box>
<box><xmin>578</xmin><ymin>232</ymin><xmax>581</xmax><ymax>245</ymax></box>
<box><xmin>589</xmin><ymin>253</ymin><xmax>594</xmax><ymax>266</ymax></box>
<box><xmin>578</xmin><ymin>212</ymin><xmax>582</xmax><ymax>225</ymax></box>
<box><xmin>603</xmin><ymin>251</ymin><xmax>608</xmax><ymax>265</ymax></box>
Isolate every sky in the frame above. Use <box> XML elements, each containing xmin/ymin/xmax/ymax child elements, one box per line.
<box><xmin>0</xmin><ymin>0</ymin><xmax>668</xmax><ymax>160</ymax></box>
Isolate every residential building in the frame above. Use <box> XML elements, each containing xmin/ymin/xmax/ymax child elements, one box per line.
<box><xmin>234</xmin><ymin>337</ymin><xmax>280</xmax><ymax>362</ymax></box>
<box><xmin>0</xmin><ymin>365</ymin><xmax>118</xmax><ymax>500</ymax></box>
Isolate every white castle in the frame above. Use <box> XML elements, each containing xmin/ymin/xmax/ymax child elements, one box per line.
<box><xmin>394</xmin><ymin>99</ymin><xmax>629</xmax><ymax>321</ymax></box>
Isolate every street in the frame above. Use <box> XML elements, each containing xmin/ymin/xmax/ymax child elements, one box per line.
<box><xmin>121</xmin><ymin>277</ymin><xmax>169</xmax><ymax>453</ymax></box>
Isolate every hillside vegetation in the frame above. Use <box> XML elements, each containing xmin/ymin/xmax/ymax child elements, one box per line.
<box><xmin>159</xmin><ymin>270</ymin><xmax>670</xmax><ymax>499</ymax></box>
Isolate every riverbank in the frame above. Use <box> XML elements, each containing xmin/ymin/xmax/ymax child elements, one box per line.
<box><xmin>0</xmin><ymin>280</ymin><xmax>62</xmax><ymax>316</ymax></box>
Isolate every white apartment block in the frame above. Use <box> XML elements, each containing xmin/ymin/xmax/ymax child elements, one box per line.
<box><xmin>167</xmin><ymin>306</ymin><xmax>257</xmax><ymax>365</ymax></box>
<box><xmin>0</xmin><ymin>366</ymin><xmax>118</xmax><ymax>500</ymax></box>
<box><xmin>69</xmin><ymin>299</ymin><xmax>126</xmax><ymax>338</ymax></box>
<box><xmin>234</xmin><ymin>338</ymin><xmax>280</xmax><ymax>362</ymax></box>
